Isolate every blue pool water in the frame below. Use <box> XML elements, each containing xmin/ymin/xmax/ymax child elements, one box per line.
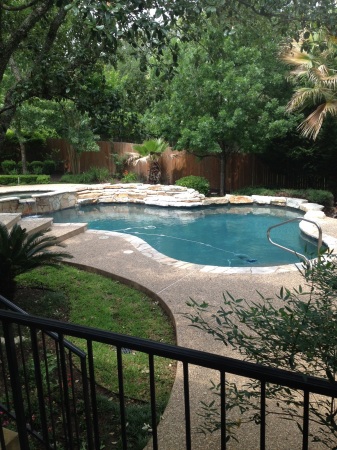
<box><xmin>46</xmin><ymin>204</ymin><xmax>319</xmax><ymax>267</ymax></box>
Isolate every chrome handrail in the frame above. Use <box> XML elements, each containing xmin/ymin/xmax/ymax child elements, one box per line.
<box><xmin>267</xmin><ymin>217</ymin><xmax>323</xmax><ymax>268</ymax></box>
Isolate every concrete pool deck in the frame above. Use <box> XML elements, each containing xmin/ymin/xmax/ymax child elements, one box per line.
<box><xmin>2</xmin><ymin>183</ymin><xmax>337</xmax><ymax>448</ymax></box>
<box><xmin>61</xmin><ymin>216</ymin><xmax>337</xmax><ymax>449</ymax></box>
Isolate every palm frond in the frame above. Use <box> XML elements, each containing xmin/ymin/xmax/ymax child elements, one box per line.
<box><xmin>297</xmin><ymin>101</ymin><xmax>337</xmax><ymax>140</ymax></box>
<box><xmin>286</xmin><ymin>88</ymin><xmax>327</xmax><ymax>112</ymax></box>
<box><xmin>321</xmin><ymin>74</ymin><xmax>337</xmax><ymax>89</ymax></box>
<box><xmin>0</xmin><ymin>223</ymin><xmax>73</xmax><ymax>283</ymax></box>
<box><xmin>133</xmin><ymin>138</ymin><xmax>168</xmax><ymax>160</ymax></box>
<box><xmin>281</xmin><ymin>49</ymin><xmax>313</xmax><ymax>68</ymax></box>
<box><xmin>307</xmin><ymin>67</ymin><xmax>328</xmax><ymax>85</ymax></box>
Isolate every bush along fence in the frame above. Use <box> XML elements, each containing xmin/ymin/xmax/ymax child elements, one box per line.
<box><xmin>0</xmin><ymin>175</ymin><xmax>50</xmax><ymax>185</ymax></box>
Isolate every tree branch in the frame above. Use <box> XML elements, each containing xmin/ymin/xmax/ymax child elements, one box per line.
<box><xmin>9</xmin><ymin>56</ymin><xmax>22</xmax><ymax>82</ymax></box>
<box><xmin>1</xmin><ymin>0</ymin><xmax>40</xmax><ymax>12</ymax></box>
<box><xmin>0</xmin><ymin>0</ymin><xmax>54</xmax><ymax>82</ymax></box>
<box><xmin>37</xmin><ymin>4</ymin><xmax>69</xmax><ymax>64</ymax></box>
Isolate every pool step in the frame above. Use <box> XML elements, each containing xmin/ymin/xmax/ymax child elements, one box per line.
<box><xmin>44</xmin><ymin>223</ymin><xmax>88</xmax><ymax>243</ymax></box>
<box><xmin>0</xmin><ymin>213</ymin><xmax>87</xmax><ymax>243</ymax></box>
<box><xmin>0</xmin><ymin>213</ymin><xmax>22</xmax><ymax>229</ymax></box>
<box><xmin>20</xmin><ymin>217</ymin><xmax>53</xmax><ymax>235</ymax></box>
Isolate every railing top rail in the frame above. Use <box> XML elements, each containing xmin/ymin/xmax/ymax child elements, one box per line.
<box><xmin>1</xmin><ymin>309</ymin><xmax>336</xmax><ymax>398</ymax></box>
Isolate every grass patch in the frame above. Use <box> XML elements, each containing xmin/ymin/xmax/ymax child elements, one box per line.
<box><xmin>15</xmin><ymin>265</ymin><xmax>176</xmax><ymax>449</ymax></box>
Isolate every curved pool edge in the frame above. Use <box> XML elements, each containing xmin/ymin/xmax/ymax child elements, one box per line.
<box><xmin>86</xmin><ymin>210</ymin><xmax>337</xmax><ymax>274</ymax></box>
<box><xmin>88</xmin><ymin>229</ymin><xmax>304</xmax><ymax>275</ymax></box>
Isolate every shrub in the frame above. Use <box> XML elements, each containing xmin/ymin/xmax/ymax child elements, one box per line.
<box><xmin>0</xmin><ymin>175</ymin><xmax>50</xmax><ymax>185</ymax></box>
<box><xmin>60</xmin><ymin>168</ymin><xmax>112</xmax><ymax>184</ymax></box>
<box><xmin>36</xmin><ymin>175</ymin><xmax>50</xmax><ymax>184</ymax></box>
<box><xmin>17</xmin><ymin>161</ymin><xmax>25</xmax><ymax>174</ymax></box>
<box><xmin>232</xmin><ymin>186</ymin><xmax>274</xmax><ymax>196</ymax></box>
<box><xmin>184</xmin><ymin>252</ymin><xmax>337</xmax><ymax>447</ymax></box>
<box><xmin>86</xmin><ymin>166</ymin><xmax>111</xmax><ymax>183</ymax></box>
<box><xmin>305</xmin><ymin>189</ymin><xmax>334</xmax><ymax>208</ymax></box>
<box><xmin>30</xmin><ymin>161</ymin><xmax>44</xmax><ymax>175</ymax></box>
<box><xmin>42</xmin><ymin>160</ymin><xmax>57</xmax><ymax>175</ymax></box>
<box><xmin>112</xmin><ymin>153</ymin><xmax>130</xmax><ymax>178</ymax></box>
<box><xmin>1</xmin><ymin>160</ymin><xmax>17</xmax><ymax>174</ymax></box>
<box><xmin>175</xmin><ymin>175</ymin><xmax>210</xmax><ymax>196</ymax></box>
<box><xmin>59</xmin><ymin>173</ymin><xmax>84</xmax><ymax>183</ymax></box>
<box><xmin>121</xmin><ymin>171</ymin><xmax>138</xmax><ymax>183</ymax></box>
<box><xmin>233</xmin><ymin>187</ymin><xmax>334</xmax><ymax>208</ymax></box>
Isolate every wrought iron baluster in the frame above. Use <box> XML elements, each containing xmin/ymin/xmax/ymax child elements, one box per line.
<box><xmin>149</xmin><ymin>353</ymin><xmax>158</xmax><ymax>450</ymax></box>
<box><xmin>260</xmin><ymin>380</ymin><xmax>266</xmax><ymax>450</ymax></box>
<box><xmin>220</xmin><ymin>371</ymin><xmax>227</xmax><ymax>449</ymax></box>
<box><xmin>302</xmin><ymin>390</ymin><xmax>309</xmax><ymax>450</ymax></box>
<box><xmin>183</xmin><ymin>362</ymin><xmax>191</xmax><ymax>450</ymax></box>
<box><xmin>87</xmin><ymin>340</ymin><xmax>100</xmax><ymax>449</ymax></box>
<box><xmin>117</xmin><ymin>346</ymin><xmax>127</xmax><ymax>450</ymax></box>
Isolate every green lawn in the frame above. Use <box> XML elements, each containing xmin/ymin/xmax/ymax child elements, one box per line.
<box><xmin>15</xmin><ymin>264</ymin><xmax>176</xmax><ymax>449</ymax></box>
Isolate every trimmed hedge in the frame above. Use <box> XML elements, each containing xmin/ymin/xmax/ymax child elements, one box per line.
<box><xmin>0</xmin><ymin>175</ymin><xmax>50</xmax><ymax>185</ymax></box>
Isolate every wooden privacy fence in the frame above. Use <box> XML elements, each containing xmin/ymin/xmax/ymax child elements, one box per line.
<box><xmin>47</xmin><ymin>139</ymin><xmax>327</xmax><ymax>193</ymax></box>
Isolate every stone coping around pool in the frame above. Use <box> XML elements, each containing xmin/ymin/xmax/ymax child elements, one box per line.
<box><xmin>0</xmin><ymin>182</ymin><xmax>335</xmax><ymax>273</ymax></box>
<box><xmin>0</xmin><ymin>183</ymin><xmax>326</xmax><ymax>215</ymax></box>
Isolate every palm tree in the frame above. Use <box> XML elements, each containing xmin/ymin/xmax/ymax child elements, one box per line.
<box><xmin>282</xmin><ymin>29</ymin><xmax>337</xmax><ymax>140</ymax></box>
<box><xmin>133</xmin><ymin>138</ymin><xmax>168</xmax><ymax>184</ymax></box>
<box><xmin>0</xmin><ymin>223</ymin><xmax>73</xmax><ymax>301</ymax></box>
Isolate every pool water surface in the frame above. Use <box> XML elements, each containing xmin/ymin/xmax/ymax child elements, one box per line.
<box><xmin>45</xmin><ymin>203</ymin><xmax>320</xmax><ymax>267</ymax></box>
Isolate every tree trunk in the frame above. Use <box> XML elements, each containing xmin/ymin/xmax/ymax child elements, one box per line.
<box><xmin>19</xmin><ymin>141</ymin><xmax>28</xmax><ymax>174</ymax></box>
<box><xmin>15</xmin><ymin>126</ymin><xmax>28</xmax><ymax>174</ymax></box>
<box><xmin>219</xmin><ymin>152</ymin><xmax>226</xmax><ymax>196</ymax></box>
<box><xmin>67</xmin><ymin>145</ymin><xmax>81</xmax><ymax>174</ymax></box>
<box><xmin>0</xmin><ymin>92</ymin><xmax>17</xmax><ymax>156</ymax></box>
<box><xmin>148</xmin><ymin>161</ymin><xmax>161</xmax><ymax>184</ymax></box>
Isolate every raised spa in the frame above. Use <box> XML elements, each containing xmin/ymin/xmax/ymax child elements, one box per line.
<box><xmin>45</xmin><ymin>203</ymin><xmax>319</xmax><ymax>267</ymax></box>
<box><xmin>0</xmin><ymin>190</ymin><xmax>52</xmax><ymax>199</ymax></box>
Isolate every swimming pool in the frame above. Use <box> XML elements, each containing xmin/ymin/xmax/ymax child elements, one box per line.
<box><xmin>45</xmin><ymin>203</ymin><xmax>319</xmax><ymax>267</ymax></box>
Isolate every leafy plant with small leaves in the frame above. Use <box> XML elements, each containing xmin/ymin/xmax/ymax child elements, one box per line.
<box><xmin>184</xmin><ymin>252</ymin><xmax>337</xmax><ymax>447</ymax></box>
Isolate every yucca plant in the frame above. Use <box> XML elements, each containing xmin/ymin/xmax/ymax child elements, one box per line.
<box><xmin>133</xmin><ymin>138</ymin><xmax>168</xmax><ymax>184</ymax></box>
<box><xmin>0</xmin><ymin>223</ymin><xmax>73</xmax><ymax>301</ymax></box>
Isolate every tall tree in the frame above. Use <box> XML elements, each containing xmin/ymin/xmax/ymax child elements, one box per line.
<box><xmin>59</xmin><ymin>102</ymin><xmax>100</xmax><ymax>174</ymax></box>
<box><xmin>9</xmin><ymin>99</ymin><xmax>59</xmax><ymax>172</ymax></box>
<box><xmin>202</xmin><ymin>0</ymin><xmax>337</xmax><ymax>31</ymax></box>
<box><xmin>143</xmin><ymin>23</ymin><xmax>299</xmax><ymax>195</ymax></box>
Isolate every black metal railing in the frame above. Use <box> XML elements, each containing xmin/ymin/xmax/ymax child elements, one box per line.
<box><xmin>1</xmin><ymin>302</ymin><xmax>337</xmax><ymax>449</ymax></box>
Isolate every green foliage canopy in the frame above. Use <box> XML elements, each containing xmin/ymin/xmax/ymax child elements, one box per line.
<box><xmin>143</xmin><ymin>23</ymin><xmax>299</xmax><ymax>194</ymax></box>
<box><xmin>0</xmin><ymin>0</ymin><xmax>202</xmax><ymax>152</ymax></box>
